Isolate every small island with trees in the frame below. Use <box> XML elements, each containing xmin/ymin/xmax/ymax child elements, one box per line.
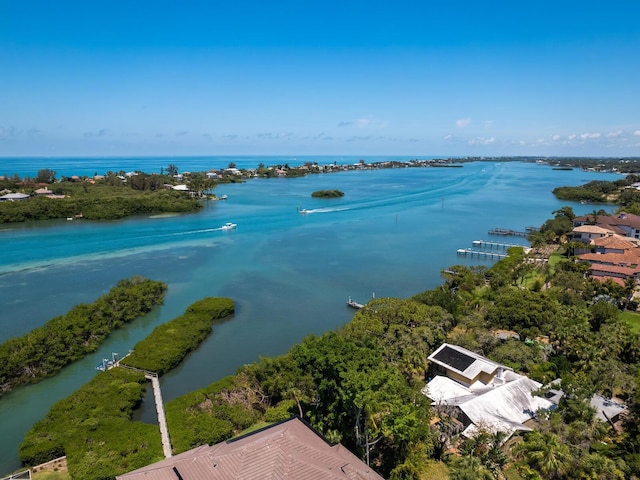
<box><xmin>311</xmin><ymin>189</ymin><xmax>344</xmax><ymax>198</ymax></box>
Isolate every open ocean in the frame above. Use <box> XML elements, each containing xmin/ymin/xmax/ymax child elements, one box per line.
<box><xmin>0</xmin><ymin>157</ymin><xmax>621</xmax><ymax>473</ymax></box>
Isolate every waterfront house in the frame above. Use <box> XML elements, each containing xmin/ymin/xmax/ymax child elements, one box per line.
<box><xmin>572</xmin><ymin>225</ymin><xmax>615</xmax><ymax>242</ymax></box>
<box><xmin>573</xmin><ymin>212</ymin><xmax>640</xmax><ymax>239</ymax></box>
<box><xmin>0</xmin><ymin>192</ymin><xmax>30</xmax><ymax>201</ymax></box>
<box><xmin>574</xmin><ymin>233</ymin><xmax>640</xmax><ymax>285</ymax></box>
<box><xmin>571</xmin><ymin>215</ymin><xmax>640</xmax><ymax>286</ymax></box>
<box><xmin>116</xmin><ymin>417</ymin><xmax>384</xmax><ymax>480</ymax></box>
<box><xmin>422</xmin><ymin>343</ymin><xmax>553</xmax><ymax>438</ymax></box>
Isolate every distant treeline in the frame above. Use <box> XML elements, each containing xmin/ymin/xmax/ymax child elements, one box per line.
<box><xmin>0</xmin><ymin>277</ymin><xmax>167</xmax><ymax>396</ymax></box>
<box><xmin>552</xmin><ymin>175</ymin><xmax>640</xmax><ymax>213</ymax></box>
<box><xmin>19</xmin><ymin>297</ymin><xmax>235</xmax><ymax>478</ymax></box>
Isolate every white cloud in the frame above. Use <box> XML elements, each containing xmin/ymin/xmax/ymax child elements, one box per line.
<box><xmin>634</xmin><ymin>130</ymin><xmax>640</xmax><ymax>136</ymax></box>
<box><xmin>484</xmin><ymin>120</ymin><xmax>493</xmax><ymax>129</ymax></box>
<box><xmin>339</xmin><ymin>117</ymin><xmax>387</xmax><ymax>129</ymax></box>
<box><xmin>607</xmin><ymin>130</ymin><xmax>624</xmax><ymax>138</ymax></box>
<box><xmin>580</xmin><ymin>132</ymin><xmax>601</xmax><ymax>139</ymax></box>
<box><xmin>443</xmin><ymin>134</ymin><xmax>453</xmax><ymax>140</ymax></box>
<box><xmin>456</xmin><ymin>118</ymin><xmax>471</xmax><ymax>128</ymax></box>
<box><xmin>551</xmin><ymin>134</ymin><xmax>561</xmax><ymax>141</ymax></box>
<box><xmin>468</xmin><ymin>137</ymin><xmax>495</xmax><ymax>145</ymax></box>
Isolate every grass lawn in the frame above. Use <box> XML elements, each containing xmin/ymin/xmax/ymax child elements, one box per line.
<box><xmin>620</xmin><ymin>310</ymin><xmax>640</xmax><ymax>334</ymax></box>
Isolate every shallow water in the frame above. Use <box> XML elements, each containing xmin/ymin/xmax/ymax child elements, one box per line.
<box><xmin>0</xmin><ymin>160</ymin><xmax>619</xmax><ymax>472</ymax></box>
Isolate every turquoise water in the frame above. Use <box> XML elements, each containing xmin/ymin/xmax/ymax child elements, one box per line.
<box><xmin>0</xmin><ymin>159</ymin><xmax>620</xmax><ymax>473</ymax></box>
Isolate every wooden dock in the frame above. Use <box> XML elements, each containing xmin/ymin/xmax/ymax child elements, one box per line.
<box><xmin>457</xmin><ymin>248</ymin><xmax>507</xmax><ymax>259</ymax></box>
<box><xmin>472</xmin><ymin>240</ymin><xmax>526</xmax><ymax>249</ymax></box>
<box><xmin>488</xmin><ymin>228</ymin><xmax>528</xmax><ymax>237</ymax></box>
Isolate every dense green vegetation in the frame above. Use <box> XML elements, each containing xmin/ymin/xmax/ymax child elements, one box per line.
<box><xmin>311</xmin><ymin>189</ymin><xmax>345</xmax><ymax>198</ymax></box>
<box><xmin>122</xmin><ymin>297</ymin><xmax>234</xmax><ymax>374</ymax></box>
<box><xmin>552</xmin><ymin>174</ymin><xmax>640</xmax><ymax>212</ymax></box>
<box><xmin>0</xmin><ymin>183</ymin><xmax>202</xmax><ymax>223</ymax></box>
<box><xmin>165</xmin><ymin>299</ymin><xmax>443</xmax><ymax>476</ymax></box>
<box><xmin>0</xmin><ymin>277</ymin><xmax>167</xmax><ymax>396</ymax></box>
<box><xmin>19</xmin><ymin>368</ymin><xmax>162</xmax><ymax>478</ymax></box>
<box><xmin>19</xmin><ymin>297</ymin><xmax>234</xmax><ymax>478</ymax></box>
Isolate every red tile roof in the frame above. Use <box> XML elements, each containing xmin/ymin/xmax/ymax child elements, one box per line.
<box><xmin>116</xmin><ymin>417</ymin><xmax>384</xmax><ymax>480</ymax></box>
<box><xmin>574</xmin><ymin>212</ymin><xmax>640</xmax><ymax>230</ymax></box>
<box><xmin>592</xmin><ymin>236</ymin><xmax>639</xmax><ymax>250</ymax></box>
<box><xmin>588</xmin><ymin>263</ymin><xmax>640</xmax><ymax>276</ymax></box>
<box><xmin>578</xmin><ymin>251</ymin><xmax>640</xmax><ymax>267</ymax></box>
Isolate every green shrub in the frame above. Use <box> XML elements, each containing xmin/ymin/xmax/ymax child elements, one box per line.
<box><xmin>122</xmin><ymin>298</ymin><xmax>234</xmax><ymax>374</ymax></box>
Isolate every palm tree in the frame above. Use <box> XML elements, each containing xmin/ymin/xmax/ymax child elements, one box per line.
<box><xmin>513</xmin><ymin>431</ymin><xmax>572</xmax><ymax>479</ymax></box>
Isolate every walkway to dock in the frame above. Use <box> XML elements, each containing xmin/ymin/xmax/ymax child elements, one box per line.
<box><xmin>115</xmin><ymin>363</ymin><xmax>173</xmax><ymax>459</ymax></box>
<box><xmin>147</xmin><ymin>374</ymin><xmax>173</xmax><ymax>459</ymax></box>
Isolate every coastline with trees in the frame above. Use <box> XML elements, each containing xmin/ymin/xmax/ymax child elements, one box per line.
<box><xmin>3</xmin><ymin>156</ymin><xmax>639</xmax><ymax>225</ymax></box>
<box><xmin>0</xmin><ymin>277</ymin><xmax>167</xmax><ymax>397</ymax></box>
<box><xmin>4</xmin><ymin>161</ymin><xmax>640</xmax><ymax>478</ymax></box>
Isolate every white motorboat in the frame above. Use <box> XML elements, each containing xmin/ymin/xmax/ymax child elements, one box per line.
<box><xmin>221</xmin><ymin>222</ymin><xmax>237</xmax><ymax>230</ymax></box>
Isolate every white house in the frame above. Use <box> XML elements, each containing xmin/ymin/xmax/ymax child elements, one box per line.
<box><xmin>423</xmin><ymin>344</ymin><xmax>553</xmax><ymax>438</ymax></box>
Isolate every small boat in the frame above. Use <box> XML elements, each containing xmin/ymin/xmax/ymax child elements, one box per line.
<box><xmin>221</xmin><ymin>222</ymin><xmax>237</xmax><ymax>230</ymax></box>
<box><xmin>299</xmin><ymin>208</ymin><xmax>309</xmax><ymax>215</ymax></box>
<box><xmin>220</xmin><ymin>195</ymin><xmax>228</xmax><ymax>200</ymax></box>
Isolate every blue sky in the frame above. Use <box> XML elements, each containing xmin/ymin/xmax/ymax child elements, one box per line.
<box><xmin>1</xmin><ymin>0</ymin><xmax>639</xmax><ymax>157</ymax></box>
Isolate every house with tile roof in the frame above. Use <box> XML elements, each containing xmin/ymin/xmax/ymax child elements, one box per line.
<box><xmin>422</xmin><ymin>344</ymin><xmax>553</xmax><ymax>439</ymax></box>
<box><xmin>573</xmin><ymin>212</ymin><xmax>640</xmax><ymax>239</ymax></box>
<box><xmin>116</xmin><ymin>417</ymin><xmax>384</xmax><ymax>480</ymax></box>
<box><xmin>572</xmin><ymin>225</ymin><xmax>615</xmax><ymax>242</ymax></box>
<box><xmin>571</xmin><ymin>215</ymin><xmax>640</xmax><ymax>286</ymax></box>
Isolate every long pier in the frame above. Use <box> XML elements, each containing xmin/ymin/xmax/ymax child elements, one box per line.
<box><xmin>472</xmin><ymin>240</ymin><xmax>526</xmax><ymax>249</ymax></box>
<box><xmin>457</xmin><ymin>248</ymin><xmax>507</xmax><ymax>259</ymax></box>
<box><xmin>488</xmin><ymin>228</ymin><xmax>528</xmax><ymax>237</ymax></box>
